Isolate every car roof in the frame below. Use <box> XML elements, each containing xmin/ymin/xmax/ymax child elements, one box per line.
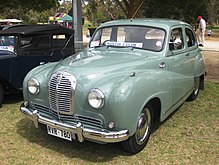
<box><xmin>0</xmin><ymin>24</ymin><xmax>74</xmax><ymax>35</ymax></box>
<box><xmin>99</xmin><ymin>18</ymin><xmax>191</xmax><ymax>29</ymax></box>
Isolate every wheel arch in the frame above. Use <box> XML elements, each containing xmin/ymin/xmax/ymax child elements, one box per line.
<box><xmin>144</xmin><ymin>97</ymin><xmax>161</xmax><ymax>127</ymax></box>
<box><xmin>199</xmin><ymin>73</ymin><xmax>205</xmax><ymax>90</ymax></box>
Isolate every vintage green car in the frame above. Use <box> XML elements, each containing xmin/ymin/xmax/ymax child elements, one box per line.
<box><xmin>20</xmin><ymin>19</ymin><xmax>205</xmax><ymax>154</ymax></box>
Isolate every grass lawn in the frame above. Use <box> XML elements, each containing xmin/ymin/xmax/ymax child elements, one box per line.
<box><xmin>0</xmin><ymin>81</ymin><xmax>218</xmax><ymax>164</ymax></box>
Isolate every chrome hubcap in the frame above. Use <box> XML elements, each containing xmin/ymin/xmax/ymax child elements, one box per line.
<box><xmin>194</xmin><ymin>77</ymin><xmax>200</xmax><ymax>95</ymax></box>
<box><xmin>135</xmin><ymin>108</ymin><xmax>151</xmax><ymax>145</ymax></box>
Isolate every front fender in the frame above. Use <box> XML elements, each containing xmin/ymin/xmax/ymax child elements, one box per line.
<box><xmin>23</xmin><ymin>62</ymin><xmax>59</xmax><ymax>103</ymax></box>
<box><xmin>107</xmin><ymin>69</ymin><xmax>172</xmax><ymax>136</ymax></box>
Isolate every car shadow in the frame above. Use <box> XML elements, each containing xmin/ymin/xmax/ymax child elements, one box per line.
<box><xmin>16</xmin><ymin>104</ymin><xmax>185</xmax><ymax>161</ymax></box>
<box><xmin>16</xmin><ymin>118</ymin><xmax>130</xmax><ymax>162</ymax></box>
<box><xmin>3</xmin><ymin>93</ymin><xmax>23</xmax><ymax>104</ymax></box>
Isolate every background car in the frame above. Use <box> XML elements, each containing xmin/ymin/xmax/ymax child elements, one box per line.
<box><xmin>0</xmin><ymin>24</ymin><xmax>75</xmax><ymax>107</ymax></box>
<box><xmin>20</xmin><ymin>19</ymin><xmax>205</xmax><ymax>154</ymax></box>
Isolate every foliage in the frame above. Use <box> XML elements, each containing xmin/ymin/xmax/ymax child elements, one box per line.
<box><xmin>207</xmin><ymin>0</ymin><xmax>219</xmax><ymax>24</ymax></box>
<box><xmin>114</xmin><ymin>0</ymin><xmax>146</xmax><ymax>18</ymax></box>
<box><xmin>0</xmin><ymin>0</ymin><xmax>59</xmax><ymax>12</ymax></box>
<box><xmin>0</xmin><ymin>81</ymin><xmax>218</xmax><ymax>164</ymax></box>
<box><xmin>0</xmin><ymin>0</ymin><xmax>59</xmax><ymax>23</ymax></box>
<box><xmin>83</xmin><ymin>0</ymin><xmax>125</xmax><ymax>26</ymax></box>
<box><xmin>83</xmin><ymin>0</ymin><xmax>216</xmax><ymax>26</ymax></box>
<box><xmin>143</xmin><ymin>0</ymin><xmax>208</xmax><ymax>23</ymax></box>
<box><xmin>56</xmin><ymin>1</ymin><xmax>72</xmax><ymax>14</ymax></box>
<box><xmin>0</xmin><ymin>0</ymin><xmax>218</xmax><ymax>27</ymax></box>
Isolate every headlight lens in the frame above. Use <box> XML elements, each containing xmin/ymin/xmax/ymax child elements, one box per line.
<box><xmin>27</xmin><ymin>78</ymin><xmax>40</xmax><ymax>94</ymax></box>
<box><xmin>88</xmin><ymin>88</ymin><xmax>104</xmax><ymax>109</ymax></box>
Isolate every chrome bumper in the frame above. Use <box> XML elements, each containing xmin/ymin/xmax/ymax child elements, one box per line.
<box><xmin>20</xmin><ymin>103</ymin><xmax>129</xmax><ymax>143</ymax></box>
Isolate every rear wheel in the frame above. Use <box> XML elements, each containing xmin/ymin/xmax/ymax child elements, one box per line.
<box><xmin>187</xmin><ymin>77</ymin><xmax>200</xmax><ymax>101</ymax></box>
<box><xmin>0</xmin><ymin>83</ymin><xmax>4</xmax><ymax>108</ymax></box>
<box><xmin>121</xmin><ymin>104</ymin><xmax>153</xmax><ymax>154</ymax></box>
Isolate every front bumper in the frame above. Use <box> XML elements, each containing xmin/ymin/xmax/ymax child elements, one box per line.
<box><xmin>20</xmin><ymin>103</ymin><xmax>129</xmax><ymax>143</ymax></box>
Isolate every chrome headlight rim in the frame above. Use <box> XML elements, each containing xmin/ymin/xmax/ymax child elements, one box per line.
<box><xmin>27</xmin><ymin>78</ymin><xmax>40</xmax><ymax>94</ymax></box>
<box><xmin>88</xmin><ymin>88</ymin><xmax>105</xmax><ymax>109</ymax></box>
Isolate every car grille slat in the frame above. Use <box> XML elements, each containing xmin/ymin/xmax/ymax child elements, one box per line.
<box><xmin>32</xmin><ymin>103</ymin><xmax>103</xmax><ymax>129</ymax></box>
<box><xmin>49</xmin><ymin>71</ymin><xmax>76</xmax><ymax>115</ymax></box>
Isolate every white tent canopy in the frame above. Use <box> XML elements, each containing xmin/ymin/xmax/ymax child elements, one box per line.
<box><xmin>0</xmin><ymin>19</ymin><xmax>23</xmax><ymax>23</ymax></box>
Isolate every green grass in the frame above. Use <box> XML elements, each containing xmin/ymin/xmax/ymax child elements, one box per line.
<box><xmin>212</xmin><ymin>26</ymin><xmax>219</xmax><ymax>31</ymax></box>
<box><xmin>0</xmin><ymin>81</ymin><xmax>219</xmax><ymax>164</ymax></box>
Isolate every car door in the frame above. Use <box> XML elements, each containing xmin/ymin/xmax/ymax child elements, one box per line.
<box><xmin>167</xmin><ymin>27</ymin><xmax>194</xmax><ymax>105</ymax></box>
<box><xmin>185</xmin><ymin>27</ymin><xmax>198</xmax><ymax>76</ymax></box>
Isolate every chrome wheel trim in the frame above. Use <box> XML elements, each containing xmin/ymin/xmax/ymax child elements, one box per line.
<box><xmin>135</xmin><ymin>108</ymin><xmax>151</xmax><ymax>145</ymax></box>
<box><xmin>194</xmin><ymin>77</ymin><xmax>200</xmax><ymax>95</ymax></box>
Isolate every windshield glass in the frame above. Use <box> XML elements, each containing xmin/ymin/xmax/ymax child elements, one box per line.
<box><xmin>0</xmin><ymin>35</ymin><xmax>16</xmax><ymax>53</ymax></box>
<box><xmin>90</xmin><ymin>26</ymin><xmax>165</xmax><ymax>51</ymax></box>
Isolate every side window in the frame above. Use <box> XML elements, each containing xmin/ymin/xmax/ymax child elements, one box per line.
<box><xmin>0</xmin><ymin>36</ymin><xmax>17</xmax><ymax>53</ymax></box>
<box><xmin>52</xmin><ymin>34</ymin><xmax>68</xmax><ymax>49</ymax></box>
<box><xmin>20</xmin><ymin>35</ymin><xmax>51</xmax><ymax>55</ymax></box>
<box><xmin>170</xmin><ymin>28</ymin><xmax>184</xmax><ymax>51</ymax></box>
<box><xmin>185</xmin><ymin>28</ymin><xmax>196</xmax><ymax>47</ymax></box>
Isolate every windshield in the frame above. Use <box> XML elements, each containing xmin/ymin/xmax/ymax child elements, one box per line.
<box><xmin>0</xmin><ymin>35</ymin><xmax>16</xmax><ymax>53</ymax></box>
<box><xmin>90</xmin><ymin>26</ymin><xmax>165</xmax><ymax>51</ymax></box>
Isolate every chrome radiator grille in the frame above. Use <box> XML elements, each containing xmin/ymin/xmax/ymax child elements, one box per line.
<box><xmin>49</xmin><ymin>71</ymin><xmax>76</xmax><ymax>115</ymax></box>
<box><xmin>32</xmin><ymin>103</ymin><xmax>104</xmax><ymax>129</ymax></box>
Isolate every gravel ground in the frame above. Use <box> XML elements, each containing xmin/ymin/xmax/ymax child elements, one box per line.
<box><xmin>202</xmin><ymin>50</ymin><xmax>219</xmax><ymax>82</ymax></box>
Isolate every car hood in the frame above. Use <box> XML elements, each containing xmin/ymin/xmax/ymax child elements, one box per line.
<box><xmin>50</xmin><ymin>48</ymin><xmax>161</xmax><ymax>85</ymax></box>
<box><xmin>62</xmin><ymin>48</ymin><xmax>151</xmax><ymax>67</ymax></box>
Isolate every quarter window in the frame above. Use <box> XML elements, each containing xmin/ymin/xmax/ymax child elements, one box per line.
<box><xmin>185</xmin><ymin>28</ymin><xmax>196</xmax><ymax>47</ymax></box>
<box><xmin>52</xmin><ymin>34</ymin><xmax>68</xmax><ymax>48</ymax></box>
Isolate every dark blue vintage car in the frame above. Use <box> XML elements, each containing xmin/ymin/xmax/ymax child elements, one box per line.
<box><xmin>0</xmin><ymin>24</ymin><xmax>75</xmax><ymax>107</ymax></box>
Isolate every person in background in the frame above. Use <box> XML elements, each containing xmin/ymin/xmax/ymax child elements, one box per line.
<box><xmin>197</xmin><ymin>15</ymin><xmax>206</xmax><ymax>47</ymax></box>
<box><xmin>207</xmin><ymin>27</ymin><xmax>212</xmax><ymax>40</ymax></box>
<box><xmin>7</xmin><ymin>21</ymin><xmax>12</xmax><ymax>25</ymax></box>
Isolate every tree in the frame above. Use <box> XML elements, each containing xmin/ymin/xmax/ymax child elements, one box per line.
<box><xmin>0</xmin><ymin>0</ymin><xmax>59</xmax><ymax>12</ymax></box>
<box><xmin>83</xmin><ymin>0</ymin><xmax>125</xmax><ymax>26</ymax></box>
<box><xmin>0</xmin><ymin>0</ymin><xmax>59</xmax><ymax>22</ymax></box>
<box><xmin>143</xmin><ymin>0</ymin><xmax>208</xmax><ymax>24</ymax></box>
<box><xmin>99</xmin><ymin>1</ymin><xmax>125</xmax><ymax>20</ymax></box>
<box><xmin>114</xmin><ymin>0</ymin><xmax>147</xmax><ymax>18</ymax></box>
<box><xmin>207</xmin><ymin>0</ymin><xmax>219</xmax><ymax>24</ymax></box>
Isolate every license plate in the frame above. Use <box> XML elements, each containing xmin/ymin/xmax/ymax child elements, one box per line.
<box><xmin>47</xmin><ymin>125</ymin><xmax>72</xmax><ymax>141</ymax></box>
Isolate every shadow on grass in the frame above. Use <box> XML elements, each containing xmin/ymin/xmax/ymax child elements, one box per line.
<box><xmin>3</xmin><ymin>93</ymin><xmax>23</xmax><ymax>104</ymax></box>
<box><xmin>15</xmin><ymin>103</ymin><xmax>185</xmax><ymax>163</ymax></box>
<box><xmin>16</xmin><ymin>118</ymin><xmax>130</xmax><ymax>163</ymax></box>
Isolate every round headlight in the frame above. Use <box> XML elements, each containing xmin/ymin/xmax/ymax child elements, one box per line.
<box><xmin>88</xmin><ymin>89</ymin><xmax>104</xmax><ymax>109</ymax></box>
<box><xmin>27</xmin><ymin>78</ymin><xmax>40</xmax><ymax>94</ymax></box>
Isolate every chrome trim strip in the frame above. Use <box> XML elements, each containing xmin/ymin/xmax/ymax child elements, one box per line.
<box><xmin>20</xmin><ymin>103</ymin><xmax>129</xmax><ymax>143</ymax></box>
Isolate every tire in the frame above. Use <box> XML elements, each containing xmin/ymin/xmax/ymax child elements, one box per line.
<box><xmin>121</xmin><ymin>104</ymin><xmax>153</xmax><ymax>154</ymax></box>
<box><xmin>187</xmin><ymin>77</ymin><xmax>200</xmax><ymax>101</ymax></box>
<box><xmin>0</xmin><ymin>83</ymin><xmax>4</xmax><ymax>108</ymax></box>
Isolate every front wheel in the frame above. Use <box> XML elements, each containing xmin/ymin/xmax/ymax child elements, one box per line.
<box><xmin>187</xmin><ymin>77</ymin><xmax>200</xmax><ymax>101</ymax></box>
<box><xmin>0</xmin><ymin>83</ymin><xmax>4</xmax><ymax>108</ymax></box>
<box><xmin>121</xmin><ymin>104</ymin><xmax>153</xmax><ymax>154</ymax></box>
